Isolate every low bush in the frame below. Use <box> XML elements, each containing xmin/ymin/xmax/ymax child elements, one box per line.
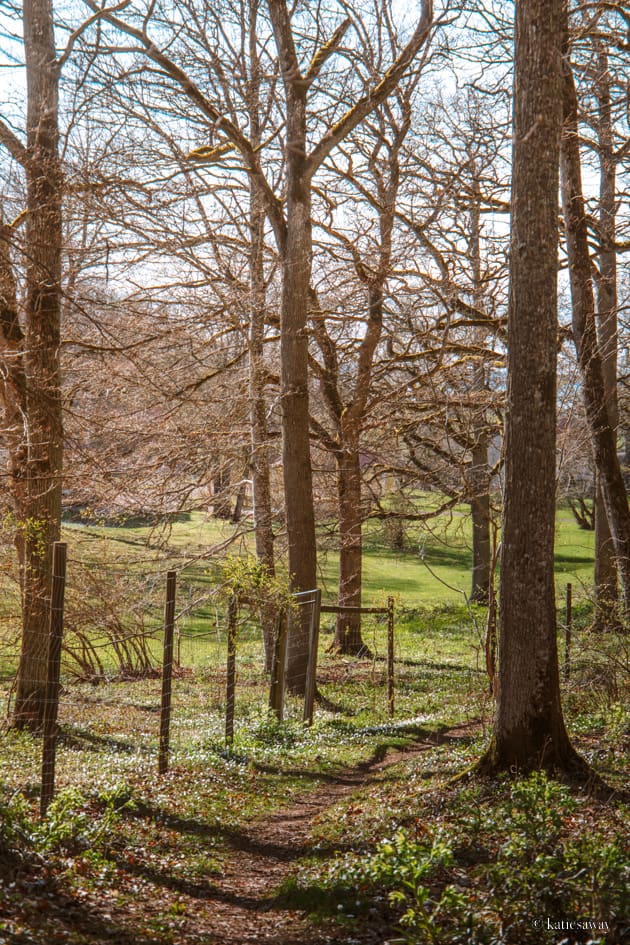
<box><xmin>300</xmin><ymin>772</ymin><xmax>628</xmax><ymax>945</ymax></box>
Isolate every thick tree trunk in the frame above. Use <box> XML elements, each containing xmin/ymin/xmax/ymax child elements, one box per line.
<box><xmin>334</xmin><ymin>437</ymin><xmax>367</xmax><ymax>654</ymax></box>
<box><xmin>267</xmin><ymin>3</ymin><xmax>317</xmax><ymax>691</ymax></box>
<box><xmin>281</xmin><ymin>176</ymin><xmax>317</xmax><ymax>691</ymax></box>
<box><xmin>560</xmin><ymin>28</ymin><xmax>630</xmax><ymax>618</ymax></box>
<box><xmin>592</xmin><ymin>44</ymin><xmax>619</xmax><ymax>630</ymax></box>
<box><xmin>484</xmin><ymin>0</ymin><xmax>581</xmax><ymax>773</ymax></box>
<box><xmin>0</xmin><ymin>218</ymin><xmax>28</xmax><ymax>585</ymax></box>
<box><xmin>14</xmin><ymin>0</ymin><xmax>64</xmax><ymax>730</ymax></box>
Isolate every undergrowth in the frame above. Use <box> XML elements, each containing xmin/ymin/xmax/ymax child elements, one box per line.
<box><xmin>286</xmin><ymin>771</ymin><xmax>628</xmax><ymax>945</ymax></box>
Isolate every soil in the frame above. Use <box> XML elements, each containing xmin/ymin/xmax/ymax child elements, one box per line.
<box><xmin>0</xmin><ymin>725</ymin><xmax>474</xmax><ymax>945</ymax></box>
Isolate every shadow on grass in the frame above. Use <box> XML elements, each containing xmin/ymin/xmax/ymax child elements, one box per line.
<box><xmin>118</xmin><ymin>723</ymin><xmax>477</xmax><ymax>845</ymax></box>
<box><xmin>272</xmin><ymin>874</ymin><xmax>376</xmax><ymax>919</ymax></box>
<box><xmin>58</xmin><ymin>727</ymin><xmax>139</xmax><ymax>755</ymax></box>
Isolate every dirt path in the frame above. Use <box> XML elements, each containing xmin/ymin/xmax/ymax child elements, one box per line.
<box><xmin>162</xmin><ymin>724</ymin><xmax>475</xmax><ymax>945</ymax></box>
<box><xmin>1</xmin><ymin>725</ymin><xmax>475</xmax><ymax>945</ymax></box>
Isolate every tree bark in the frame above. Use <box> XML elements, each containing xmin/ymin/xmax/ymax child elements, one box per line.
<box><xmin>468</xmin><ymin>180</ymin><xmax>491</xmax><ymax>605</ymax></box>
<box><xmin>14</xmin><ymin>0</ymin><xmax>64</xmax><ymax>730</ymax></box>
<box><xmin>268</xmin><ymin>0</ymin><xmax>317</xmax><ymax>691</ymax></box>
<box><xmin>247</xmin><ymin>3</ymin><xmax>276</xmax><ymax>671</ymax></box>
<box><xmin>560</xmin><ymin>19</ymin><xmax>630</xmax><ymax>619</ymax></box>
<box><xmin>592</xmin><ymin>43</ymin><xmax>619</xmax><ymax>630</ymax></box>
<box><xmin>211</xmin><ymin>467</ymin><xmax>232</xmax><ymax>520</ymax></box>
<box><xmin>469</xmin><ymin>440</ymin><xmax>491</xmax><ymax>604</ymax></box>
<box><xmin>483</xmin><ymin>0</ymin><xmax>581</xmax><ymax>773</ymax></box>
<box><xmin>0</xmin><ymin>217</ymin><xmax>28</xmax><ymax>584</ymax></box>
<box><xmin>333</xmin><ymin>433</ymin><xmax>366</xmax><ymax>654</ymax></box>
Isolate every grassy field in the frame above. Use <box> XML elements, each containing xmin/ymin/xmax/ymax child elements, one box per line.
<box><xmin>60</xmin><ymin>497</ymin><xmax>597</xmax><ymax>607</ymax></box>
<box><xmin>0</xmin><ymin>499</ymin><xmax>597</xmax><ymax>690</ymax></box>
<box><xmin>0</xmin><ymin>595</ymin><xmax>627</xmax><ymax>944</ymax></box>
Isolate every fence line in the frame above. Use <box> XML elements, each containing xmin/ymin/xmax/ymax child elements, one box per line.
<box><xmin>1</xmin><ymin>553</ymin><xmax>422</xmax><ymax>809</ymax></box>
<box><xmin>158</xmin><ymin>570</ymin><xmax>177</xmax><ymax>774</ymax></box>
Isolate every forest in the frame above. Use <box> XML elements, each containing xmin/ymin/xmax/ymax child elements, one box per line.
<box><xmin>0</xmin><ymin>0</ymin><xmax>629</xmax><ymax>943</ymax></box>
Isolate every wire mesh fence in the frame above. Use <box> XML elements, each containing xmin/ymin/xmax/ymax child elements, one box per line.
<box><xmin>0</xmin><ymin>540</ymin><xmax>405</xmax><ymax>809</ymax></box>
<box><xmin>0</xmin><ymin>543</ymin><xmax>454</xmax><ymax>812</ymax></box>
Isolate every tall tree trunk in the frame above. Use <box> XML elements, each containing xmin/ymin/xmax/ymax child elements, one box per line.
<box><xmin>560</xmin><ymin>21</ymin><xmax>630</xmax><ymax>618</ymax></box>
<box><xmin>247</xmin><ymin>5</ymin><xmax>276</xmax><ymax>671</ymax></box>
<box><xmin>211</xmin><ymin>467</ymin><xmax>232</xmax><ymax>519</ymax></box>
<box><xmin>483</xmin><ymin>0</ymin><xmax>581</xmax><ymax>773</ymax></box>
<box><xmin>0</xmin><ymin>216</ymin><xmax>28</xmax><ymax>586</ymax></box>
<box><xmin>592</xmin><ymin>43</ymin><xmax>619</xmax><ymax>630</ymax></box>
<box><xmin>269</xmin><ymin>2</ymin><xmax>317</xmax><ymax>693</ymax></box>
<box><xmin>468</xmin><ymin>182</ymin><xmax>491</xmax><ymax>605</ymax></box>
<box><xmin>249</xmin><ymin>240</ymin><xmax>276</xmax><ymax>669</ymax></box>
<box><xmin>333</xmin><ymin>433</ymin><xmax>367</xmax><ymax>654</ymax></box>
<box><xmin>469</xmin><ymin>439</ymin><xmax>491</xmax><ymax>604</ymax></box>
<box><xmin>280</xmin><ymin>157</ymin><xmax>316</xmax><ymax>692</ymax></box>
<box><xmin>14</xmin><ymin>0</ymin><xmax>64</xmax><ymax>730</ymax></box>
<box><xmin>231</xmin><ymin>464</ymin><xmax>248</xmax><ymax>524</ymax></box>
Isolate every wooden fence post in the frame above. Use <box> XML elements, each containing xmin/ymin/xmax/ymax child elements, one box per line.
<box><xmin>269</xmin><ymin>608</ymin><xmax>287</xmax><ymax>721</ymax></box>
<box><xmin>564</xmin><ymin>582</ymin><xmax>572</xmax><ymax>681</ymax></box>
<box><xmin>158</xmin><ymin>570</ymin><xmax>177</xmax><ymax>775</ymax></box>
<box><xmin>303</xmin><ymin>589</ymin><xmax>322</xmax><ymax>725</ymax></box>
<box><xmin>225</xmin><ymin>595</ymin><xmax>238</xmax><ymax>745</ymax></box>
<box><xmin>387</xmin><ymin>596</ymin><xmax>395</xmax><ymax>717</ymax></box>
<box><xmin>41</xmin><ymin>542</ymin><xmax>67</xmax><ymax>817</ymax></box>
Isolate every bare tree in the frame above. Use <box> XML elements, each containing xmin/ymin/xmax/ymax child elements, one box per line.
<box><xmin>0</xmin><ymin>0</ymin><xmax>65</xmax><ymax>729</ymax></box>
<box><xmin>80</xmin><ymin>0</ymin><xmax>435</xmax><ymax>691</ymax></box>
<box><xmin>560</xmin><ymin>0</ymin><xmax>630</xmax><ymax>620</ymax></box>
<box><xmin>0</xmin><ymin>209</ymin><xmax>27</xmax><ymax>575</ymax></box>
<box><xmin>570</xmin><ymin>3</ymin><xmax>630</xmax><ymax>627</ymax></box>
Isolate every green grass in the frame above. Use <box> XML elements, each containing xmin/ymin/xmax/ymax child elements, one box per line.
<box><xmin>0</xmin><ymin>497</ymin><xmax>597</xmax><ymax>685</ymax></box>
<box><xmin>60</xmin><ymin>498</ymin><xmax>597</xmax><ymax>612</ymax></box>
<box><xmin>0</xmin><ymin>498</ymin><xmax>626</xmax><ymax>945</ymax></box>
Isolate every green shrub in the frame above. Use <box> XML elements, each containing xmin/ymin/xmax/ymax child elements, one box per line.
<box><xmin>0</xmin><ymin>790</ymin><xmax>33</xmax><ymax>855</ymax></box>
<box><xmin>0</xmin><ymin>785</ymin><xmax>129</xmax><ymax>860</ymax></box>
<box><xmin>315</xmin><ymin>772</ymin><xmax>626</xmax><ymax>945</ymax></box>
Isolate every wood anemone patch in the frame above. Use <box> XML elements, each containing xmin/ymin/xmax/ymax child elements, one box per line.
<box><xmin>0</xmin><ymin>728</ymin><xmax>469</xmax><ymax>945</ymax></box>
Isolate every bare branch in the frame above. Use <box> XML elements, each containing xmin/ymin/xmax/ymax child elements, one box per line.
<box><xmin>57</xmin><ymin>0</ymin><xmax>132</xmax><ymax>71</ymax></box>
<box><xmin>0</xmin><ymin>119</ymin><xmax>27</xmax><ymax>166</ymax></box>
<box><xmin>307</xmin><ymin>0</ymin><xmax>433</xmax><ymax>174</ymax></box>
<box><xmin>305</xmin><ymin>17</ymin><xmax>351</xmax><ymax>84</ymax></box>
